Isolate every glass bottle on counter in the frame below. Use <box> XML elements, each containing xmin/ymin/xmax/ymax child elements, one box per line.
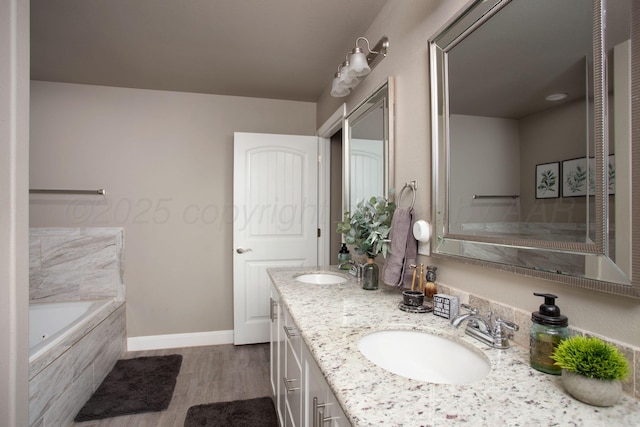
<box><xmin>362</xmin><ymin>258</ymin><xmax>379</xmax><ymax>290</ymax></box>
<box><xmin>530</xmin><ymin>293</ymin><xmax>569</xmax><ymax>375</ymax></box>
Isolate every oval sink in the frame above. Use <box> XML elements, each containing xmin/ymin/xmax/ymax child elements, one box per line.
<box><xmin>358</xmin><ymin>330</ymin><xmax>490</xmax><ymax>384</ymax></box>
<box><xmin>295</xmin><ymin>273</ymin><xmax>347</xmax><ymax>285</ymax></box>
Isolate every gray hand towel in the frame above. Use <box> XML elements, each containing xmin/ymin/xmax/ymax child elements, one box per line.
<box><xmin>382</xmin><ymin>207</ymin><xmax>418</xmax><ymax>287</ymax></box>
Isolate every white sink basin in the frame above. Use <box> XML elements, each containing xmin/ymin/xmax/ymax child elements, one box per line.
<box><xmin>358</xmin><ymin>330</ymin><xmax>490</xmax><ymax>384</ymax></box>
<box><xmin>295</xmin><ymin>273</ymin><xmax>347</xmax><ymax>285</ymax></box>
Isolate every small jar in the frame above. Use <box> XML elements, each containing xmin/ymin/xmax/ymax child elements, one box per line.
<box><xmin>426</xmin><ymin>265</ymin><xmax>437</xmax><ymax>282</ymax></box>
<box><xmin>362</xmin><ymin>258</ymin><xmax>379</xmax><ymax>290</ymax></box>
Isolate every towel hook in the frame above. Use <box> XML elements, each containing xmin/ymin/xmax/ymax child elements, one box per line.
<box><xmin>397</xmin><ymin>180</ymin><xmax>417</xmax><ymax>209</ymax></box>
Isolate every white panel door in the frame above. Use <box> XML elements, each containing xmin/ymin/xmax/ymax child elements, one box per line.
<box><xmin>350</xmin><ymin>138</ymin><xmax>384</xmax><ymax>207</ymax></box>
<box><xmin>233</xmin><ymin>132</ymin><xmax>318</xmax><ymax>345</ymax></box>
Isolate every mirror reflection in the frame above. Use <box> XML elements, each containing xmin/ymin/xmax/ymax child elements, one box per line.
<box><xmin>430</xmin><ymin>0</ymin><xmax>637</xmax><ymax>296</ymax></box>
<box><xmin>447</xmin><ymin>0</ymin><xmax>594</xmax><ymax>242</ymax></box>
<box><xmin>344</xmin><ymin>80</ymin><xmax>394</xmax><ymax>212</ymax></box>
<box><xmin>350</xmin><ymin>102</ymin><xmax>384</xmax><ymax>208</ymax></box>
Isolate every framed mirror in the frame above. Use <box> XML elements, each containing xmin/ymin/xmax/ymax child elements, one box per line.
<box><xmin>429</xmin><ymin>0</ymin><xmax>639</xmax><ymax>298</ymax></box>
<box><xmin>344</xmin><ymin>78</ymin><xmax>395</xmax><ymax>212</ymax></box>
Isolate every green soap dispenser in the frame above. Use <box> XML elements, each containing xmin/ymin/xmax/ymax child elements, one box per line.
<box><xmin>530</xmin><ymin>292</ymin><xmax>569</xmax><ymax>375</ymax></box>
<box><xmin>338</xmin><ymin>243</ymin><xmax>351</xmax><ymax>269</ymax></box>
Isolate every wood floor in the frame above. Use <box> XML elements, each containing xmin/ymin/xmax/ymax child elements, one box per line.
<box><xmin>72</xmin><ymin>343</ymin><xmax>272</xmax><ymax>427</ymax></box>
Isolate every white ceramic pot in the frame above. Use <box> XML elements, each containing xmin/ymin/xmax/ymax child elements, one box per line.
<box><xmin>562</xmin><ymin>369</ymin><xmax>622</xmax><ymax>407</ymax></box>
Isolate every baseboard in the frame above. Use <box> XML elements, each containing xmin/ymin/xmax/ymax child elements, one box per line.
<box><xmin>127</xmin><ymin>329</ymin><xmax>234</xmax><ymax>352</ymax></box>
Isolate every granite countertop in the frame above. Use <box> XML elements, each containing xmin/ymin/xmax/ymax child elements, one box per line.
<box><xmin>267</xmin><ymin>266</ymin><xmax>640</xmax><ymax>427</ymax></box>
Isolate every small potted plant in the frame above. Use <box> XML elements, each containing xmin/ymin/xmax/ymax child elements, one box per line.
<box><xmin>551</xmin><ymin>335</ymin><xmax>630</xmax><ymax>407</ymax></box>
<box><xmin>336</xmin><ymin>196</ymin><xmax>395</xmax><ymax>290</ymax></box>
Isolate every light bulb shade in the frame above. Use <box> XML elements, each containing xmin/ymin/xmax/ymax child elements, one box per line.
<box><xmin>347</xmin><ymin>50</ymin><xmax>370</xmax><ymax>77</ymax></box>
<box><xmin>331</xmin><ymin>76</ymin><xmax>350</xmax><ymax>97</ymax></box>
<box><xmin>338</xmin><ymin>70</ymin><xmax>358</xmax><ymax>89</ymax></box>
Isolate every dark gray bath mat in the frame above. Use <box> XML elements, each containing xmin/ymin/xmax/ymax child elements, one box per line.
<box><xmin>74</xmin><ymin>354</ymin><xmax>182</xmax><ymax>422</ymax></box>
<box><xmin>184</xmin><ymin>396</ymin><xmax>277</xmax><ymax>427</ymax></box>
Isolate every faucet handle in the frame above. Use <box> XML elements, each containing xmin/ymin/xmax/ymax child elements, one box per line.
<box><xmin>460</xmin><ymin>303</ymin><xmax>478</xmax><ymax>315</ymax></box>
<box><xmin>493</xmin><ymin>317</ymin><xmax>519</xmax><ymax>336</ymax></box>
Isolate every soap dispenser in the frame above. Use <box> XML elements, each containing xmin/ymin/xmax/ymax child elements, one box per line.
<box><xmin>338</xmin><ymin>243</ymin><xmax>351</xmax><ymax>269</ymax></box>
<box><xmin>530</xmin><ymin>292</ymin><xmax>569</xmax><ymax>375</ymax></box>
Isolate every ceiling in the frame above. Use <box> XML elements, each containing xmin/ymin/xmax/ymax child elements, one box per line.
<box><xmin>446</xmin><ymin>0</ymin><xmax>630</xmax><ymax>120</ymax></box>
<box><xmin>30</xmin><ymin>0</ymin><xmax>388</xmax><ymax>102</ymax></box>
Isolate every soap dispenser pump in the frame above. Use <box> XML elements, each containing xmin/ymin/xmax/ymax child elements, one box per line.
<box><xmin>530</xmin><ymin>292</ymin><xmax>569</xmax><ymax>375</ymax></box>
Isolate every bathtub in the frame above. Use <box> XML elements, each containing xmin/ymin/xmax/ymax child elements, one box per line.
<box><xmin>28</xmin><ymin>299</ymin><xmax>126</xmax><ymax>426</ymax></box>
<box><xmin>29</xmin><ymin>300</ymin><xmax>107</xmax><ymax>363</ymax></box>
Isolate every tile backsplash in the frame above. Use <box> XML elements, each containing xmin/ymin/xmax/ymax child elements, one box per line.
<box><xmin>437</xmin><ymin>282</ymin><xmax>640</xmax><ymax>399</ymax></box>
<box><xmin>29</xmin><ymin>227</ymin><xmax>125</xmax><ymax>302</ymax></box>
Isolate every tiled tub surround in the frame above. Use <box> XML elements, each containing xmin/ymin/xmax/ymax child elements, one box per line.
<box><xmin>29</xmin><ymin>227</ymin><xmax>125</xmax><ymax>302</ymax></box>
<box><xmin>268</xmin><ymin>267</ymin><xmax>640</xmax><ymax>426</ymax></box>
<box><xmin>28</xmin><ymin>227</ymin><xmax>127</xmax><ymax>426</ymax></box>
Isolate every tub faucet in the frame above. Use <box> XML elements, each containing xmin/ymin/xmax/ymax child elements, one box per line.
<box><xmin>451</xmin><ymin>304</ymin><xmax>519</xmax><ymax>349</ymax></box>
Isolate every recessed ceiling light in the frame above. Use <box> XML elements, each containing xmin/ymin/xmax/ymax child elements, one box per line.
<box><xmin>545</xmin><ymin>93</ymin><xmax>568</xmax><ymax>102</ymax></box>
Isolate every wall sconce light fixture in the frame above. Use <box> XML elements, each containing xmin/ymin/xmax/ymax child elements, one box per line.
<box><xmin>330</xmin><ymin>36</ymin><xmax>389</xmax><ymax>97</ymax></box>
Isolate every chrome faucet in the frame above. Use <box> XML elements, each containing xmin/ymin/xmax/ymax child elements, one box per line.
<box><xmin>451</xmin><ymin>304</ymin><xmax>519</xmax><ymax>349</ymax></box>
<box><xmin>339</xmin><ymin>259</ymin><xmax>363</xmax><ymax>279</ymax></box>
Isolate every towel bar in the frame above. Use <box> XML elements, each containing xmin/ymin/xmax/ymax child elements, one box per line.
<box><xmin>29</xmin><ymin>189</ymin><xmax>107</xmax><ymax>195</ymax></box>
<box><xmin>472</xmin><ymin>194</ymin><xmax>519</xmax><ymax>199</ymax></box>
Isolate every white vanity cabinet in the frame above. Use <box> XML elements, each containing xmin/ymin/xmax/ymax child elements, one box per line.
<box><xmin>270</xmin><ymin>284</ymin><xmax>350</xmax><ymax>427</ymax></box>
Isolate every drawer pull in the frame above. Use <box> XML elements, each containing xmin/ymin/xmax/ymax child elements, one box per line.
<box><xmin>314</xmin><ymin>398</ymin><xmax>338</xmax><ymax>425</ymax></box>
<box><xmin>283</xmin><ymin>325</ymin><xmax>298</xmax><ymax>338</ymax></box>
<box><xmin>313</xmin><ymin>397</ymin><xmax>322</xmax><ymax>427</ymax></box>
<box><xmin>269</xmin><ymin>298</ymin><xmax>279</xmax><ymax>321</ymax></box>
<box><xmin>282</xmin><ymin>377</ymin><xmax>300</xmax><ymax>393</ymax></box>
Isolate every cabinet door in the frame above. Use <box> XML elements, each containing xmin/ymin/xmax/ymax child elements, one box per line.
<box><xmin>303</xmin><ymin>345</ymin><xmax>350</xmax><ymax>427</ymax></box>
<box><xmin>304</xmin><ymin>348</ymin><xmax>325</xmax><ymax>427</ymax></box>
<box><xmin>282</xmin><ymin>305</ymin><xmax>302</xmax><ymax>426</ymax></box>
<box><xmin>284</xmin><ymin>335</ymin><xmax>302</xmax><ymax>426</ymax></box>
<box><xmin>269</xmin><ymin>285</ymin><xmax>284</xmax><ymax>425</ymax></box>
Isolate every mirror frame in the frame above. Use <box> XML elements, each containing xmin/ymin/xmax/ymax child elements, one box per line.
<box><xmin>343</xmin><ymin>77</ymin><xmax>395</xmax><ymax>212</ymax></box>
<box><xmin>429</xmin><ymin>0</ymin><xmax>640</xmax><ymax>298</ymax></box>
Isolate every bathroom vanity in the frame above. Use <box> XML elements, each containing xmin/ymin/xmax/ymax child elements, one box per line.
<box><xmin>268</xmin><ymin>266</ymin><xmax>640</xmax><ymax>426</ymax></box>
<box><xmin>270</xmin><ymin>282</ymin><xmax>349</xmax><ymax>427</ymax></box>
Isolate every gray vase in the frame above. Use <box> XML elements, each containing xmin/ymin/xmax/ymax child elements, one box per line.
<box><xmin>562</xmin><ymin>369</ymin><xmax>622</xmax><ymax>407</ymax></box>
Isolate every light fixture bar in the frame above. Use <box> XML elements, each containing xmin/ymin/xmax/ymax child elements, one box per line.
<box><xmin>366</xmin><ymin>36</ymin><xmax>389</xmax><ymax>71</ymax></box>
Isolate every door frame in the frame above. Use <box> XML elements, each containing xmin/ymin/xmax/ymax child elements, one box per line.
<box><xmin>316</xmin><ymin>104</ymin><xmax>346</xmax><ymax>266</ymax></box>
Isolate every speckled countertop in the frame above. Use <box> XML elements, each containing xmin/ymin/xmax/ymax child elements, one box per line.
<box><xmin>268</xmin><ymin>266</ymin><xmax>640</xmax><ymax>427</ymax></box>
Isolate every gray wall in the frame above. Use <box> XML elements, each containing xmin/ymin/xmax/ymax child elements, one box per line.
<box><xmin>29</xmin><ymin>81</ymin><xmax>316</xmax><ymax>337</ymax></box>
<box><xmin>316</xmin><ymin>0</ymin><xmax>640</xmax><ymax>347</ymax></box>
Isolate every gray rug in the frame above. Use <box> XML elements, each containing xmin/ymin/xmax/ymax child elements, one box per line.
<box><xmin>184</xmin><ymin>396</ymin><xmax>278</xmax><ymax>427</ymax></box>
<box><xmin>74</xmin><ymin>354</ymin><xmax>183</xmax><ymax>422</ymax></box>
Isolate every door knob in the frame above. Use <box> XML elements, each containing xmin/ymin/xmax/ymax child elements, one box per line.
<box><xmin>236</xmin><ymin>247</ymin><xmax>252</xmax><ymax>254</ymax></box>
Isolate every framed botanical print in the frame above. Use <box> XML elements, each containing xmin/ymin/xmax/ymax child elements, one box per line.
<box><xmin>562</xmin><ymin>157</ymin><xmax>588</xmax><ymax>197</ymax></box>
<box><xmin>535</xmin><ymin>162</ymin><xmax>560</xmax><ymax>199</ymax></box>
